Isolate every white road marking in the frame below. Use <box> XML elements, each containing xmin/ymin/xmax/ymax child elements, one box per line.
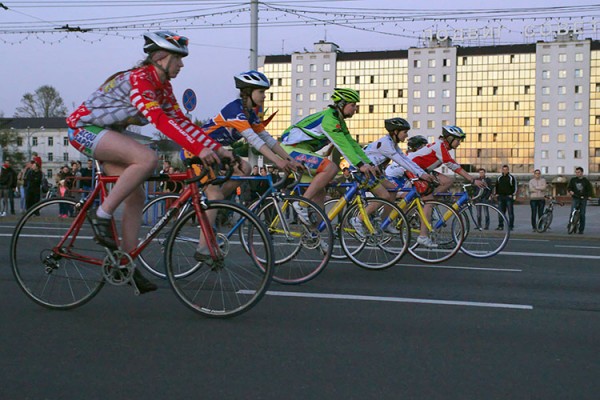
<box><xmin>258</xmin><ymin>290</ymin><xmax>533</xmax><ymax>310</ymax></box>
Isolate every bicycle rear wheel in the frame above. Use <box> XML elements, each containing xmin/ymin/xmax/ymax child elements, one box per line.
<box><xmin>339</xmin><ymin>197</ymin><xmax>409</xmax><ymax>270</ymax></box>
<box><xmin>138</xmin><ymin>194</ymin><xmax>183</xmax><ymax>279</ymax></box>
<box><xmin>459</xmin><ymin>204</ymin><xmax>509</xmax><ymax>258</ymax></box>
<box><xmin>11</xmin><ymin>198</ymin><xmax>105</xmax><ymax>309</ymax></box>
<box><xmin>568</xmin><ymin>209</ymin><xmax>580</xmax><ymax>234</ymax></box>
<box><xmin>251</xmin><ymin>195</ymin><xmax>333</xmax><ymax>285</ymax></box>
<box><xmin>406</xmin><ymin>200</ymin><xmax>464</xmax><ymax>264</ymax></box>
<box><xmin>165</xmin><ymin>200</ymin><xmax>274</xmax><ymax>318</ymax></box>
<box><xmin>536</xmin><ymin>212</ymin><xmax>552</xmax><ymax>233</ymax></box>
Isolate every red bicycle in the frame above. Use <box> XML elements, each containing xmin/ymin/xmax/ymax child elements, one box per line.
<box><xmin>10</xmin><ymin>158</ymin><xmax>274</xmax><ymax>318</ymax></box>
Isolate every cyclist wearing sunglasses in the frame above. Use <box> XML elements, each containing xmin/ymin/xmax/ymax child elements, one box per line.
<box><xmin>66</xmin><ymin>31</ymin><xmax>234</xmax><ymax>293</ymax></box>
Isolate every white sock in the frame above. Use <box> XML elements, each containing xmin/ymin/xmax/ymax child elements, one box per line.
<box><xmin>96</xmin><ymin>205</ymin><xmax>112</xmax><ymax>219</ymax></box>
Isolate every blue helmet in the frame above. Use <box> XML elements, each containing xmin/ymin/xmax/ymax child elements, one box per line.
<box><xmin>234</xmin><ymin>70</ymin><xmax>270</xmax><ymax>90</ymax></box>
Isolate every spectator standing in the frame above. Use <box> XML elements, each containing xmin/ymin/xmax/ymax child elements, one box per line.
<box><xmin>70</xmin><ymin>161</ymin><xmax>82</xmax><ymax>201</ymax></box>
<box><xmin>24</xmin><ymin>160</ymin><xmax>43</xmax><ymax>212</ymax></box>
<box><xmin>476</xmin><ymin>168</ymin><xmax>493</xmax><ymax>230</ymax></box>
<box><xmin>57</xmin><ymin>180</ymin><xmax>71</xmax><ymax>217</ymax></box>
<box><xmin>31</xmin><ymin>152</ymin><xmax>42</xmax><ymax>169</ymax></box>
<box><xmin>249</xmin><ymin>165</ymin><xmax>260</xmax><ymax>203</ymax></box>
<box><xmin>494</xmin><ymin>164</ymin><xmax>517</xmax><ymax>230</ymax></box>
<box><xmin>567</xmin><ymin>167</ymin><xmax>594</xmax><ymax>234</ymax></box>
<box><xmin>528</xmin><ymin>169</ymin><xmax>547</xmax><ymax>232</ymax></box>
<box><xmin>0</xmin><ymin>161</ymin><xmax>17</xmax><ymax>216</ymax></box>
<box><xmin>79</xmin><ymin>159</ymin><xmax>94</xmax><ymax>196</ymax></box>
<box><xmin>17</xmin><ymin>161</ymin><xmax>32</xmax><ymax>212</ymax></box>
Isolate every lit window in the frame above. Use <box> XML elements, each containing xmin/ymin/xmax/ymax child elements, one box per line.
<box><xmin>413</xmin><ymin>90</ymin><xmax>421</xmax><ymax>98</ymax></box>
<box><xmin>541</xmin><ymin>134</ymin><xmax>550</xmax><ymax>143</ymax></box>
<box><xmin>297</xmin><ymin>109</ymin><xmax>303</xmax><ymax>116</ymax></box>
<box><xmin>427</xmin><ymin>120</ymin><xmax>435</xmax><ymax>129</ymax></box>
<box><xmin>541</xmin><ymin>118</ymin><xmax>549</xmax><ymax>126</ymax></box>
<box><xmin>558</xmin><ymin>118</ymin><xmax>566</xmax><ymax>126</ymax></box>
<box><xmin>574</xmin><ymin>117</ymin><xmax>582</xmax><ymax>126</ymax></box>
<box><xmin>443</xmin><ymin>74</ymin><xmax>450</xmax><ymax>82</ymax></box>
<box><xmin>575</xmin><ymin>85</ymin><xmax>583</xmax><ymax>94</ymax></box>
<box><xmin>575</xmin><ymin>53</ymin><xmax>583</xmax><ymax>61</ymax></box>
<box><xmin>443</xmin><ymin>58</ymin><xmax>451</xmax><ymax>67</ymax></box>
<box><xmin>309</xmin><ymin>108</ymin><xmax>316</xmax><ymax>114</ymax></box>
<box><xmin>414</xmin><ymin>60</ymin><xmax>421</xmax><ymax>68</ymax></box>
<box><xmin>309</xmin><ymin>93</ymin><xmax>316</xmax><ymax>101</ymax></box>
<box><xmin>574</xmin><ymin>133</ymin><xmax>582</xmax><ymax>142</ymax></box>
<box><xmin>558</xmin><ymin>102</ymin><xmax>566</xmax><ymax>111</ymax></box>
<box><xmin>413</xmin><ymin>75</ymin><xmax>421</xmax><ymax>83</ymax></box>
<box><xmin>558</xmin><ymin>70</ymin><xmax>567</xmax><ymax>78</ymax></box>
<box><xmin>323</xmin><ymin>63</ymin><xmax>330</xmax><ymax>71</ymax></box>
<box><xmin>413</xmin><ymin>105</ymin><xmax>421</xmax><ymax>114</ymax></box>
<box><xmin>428</xmin><ymin>90</ymin><xmax>436</xmax><ymax>98</ymax></box>
<box><xmin>427</xmin><ymin>105</ymin><xmax>435</xmax><ymax>114</ymax></box>
<box><xmin>557</xmin><ymin>134</ymin><xmax>566</xmax><ymax>142</ymax></box>
<box><xmin>296</xmin><ymin>64</ymin><xmax>304</xmax><ymax>73</ymax></box>
<box><xmin>542</xmin><ymin>103</ymin><xmax>550</xmax><ymax>111</ymax></box>
<box><xmin>559</xmin><ymin>53</ymin><xmax>567</xmax><ymax>62</ymax></box>
<box><xmin>542</xmin><ymin>54</ymin><xmax>550</xmax><ymax>63</ymax></box>
<box><xmin>575</xmin><ymin>101</ymin><xmax>582</xmax><ymax>110</ymax></box>
<box><xmin>413</xmin><ymin>120</ymin><xmax>420</xmax><ymax>129</ymax></box>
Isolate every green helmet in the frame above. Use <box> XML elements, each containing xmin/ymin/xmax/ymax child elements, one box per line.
<box><xmin>331</xmin><ymin>88</ymin><xmax>360</xmax><ymax>104</ymax></box>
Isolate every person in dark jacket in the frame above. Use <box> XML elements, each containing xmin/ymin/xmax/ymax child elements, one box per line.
<box><xmin>494</xmin><ymin>164</ymin><xmax>517</xmax><ymax>230</ymax></box>
<box><xmin>567</xmin><ymin>167</ymin><xmax>594</xmax><ymax>234</ymax></box>
<box><xmin>0</xmin><ymin>160</ymin><xmax>17</xmax><ymax>216</ymax></box>
<box><xmin>476</xmin><ymin>168</ymin><xmax>494</xmax><ymax>229</ymax></box>
<box><xmin>24</xmin><ymin>160</ymin><xmax>43</xmax><ymax>213</ymax></box>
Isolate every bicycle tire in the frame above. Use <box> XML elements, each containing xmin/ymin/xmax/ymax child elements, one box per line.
<box><xmin>248</xmin><ymin>195</ymin><xmax>333</xmax><ymax>285</ymax></box>
<box><xmin>11</xmin><ymin>198</ymin><xmax>105</xmax><ymax>309</ymax></box>
<box><xmin>339</xmin><ymin>197</ymin><xmax>409</xmax><ymax>270</ymax></box>
<box><xmin>459</xmin><ymin>203</ymin><xmax>509</xmax><ymax>258</ymax></box>
<box><xmin>138</xmin><ymin>194</ymin><xmax>184</xmax><ymax>279</ymax></box>
<box><xmin>568</xmin><ymin>209</ymin><xmax>580</xmax><ymax>234</ymax></box>
<box><xmin>406</xmin><ymin>200</ymin><xmax>464</xmax><ymax>264</ymax></box>
<box><xmin>165</xmin><ymin>200</ymin><xmax>274</xmax><ymax>318</ymax></box>
<box><xmin>536</xmin><ymin>211</ymin><xmax>552</xmax><ymax>233</ymax></box>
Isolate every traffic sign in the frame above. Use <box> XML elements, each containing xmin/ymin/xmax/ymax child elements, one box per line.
<box><xmin>182</xmin><ymin>88</ymin><xmax>197</xmax><ymax>112</ymax></box>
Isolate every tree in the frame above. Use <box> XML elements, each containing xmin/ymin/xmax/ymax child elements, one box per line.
<box><xmin>0</xmin><ymin>128</ymin><xmax>25</xmax><ymax>164</ymax></box>
<box><xmin>14</xmin><ymin>85</ymin><xmax>68</xmax><ymax>117</ymax></box>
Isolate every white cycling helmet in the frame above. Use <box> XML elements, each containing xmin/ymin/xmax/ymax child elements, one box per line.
<box><xmin>143</xmin><ymin>31</ymin><xmax>189</xmax><ymax>57</ymax></box>
<box><xmin>234</xmin><ymin>70</ymin><xmax>271</xmax><ymax>90</ymax></box>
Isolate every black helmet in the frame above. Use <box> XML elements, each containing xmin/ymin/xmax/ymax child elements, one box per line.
<box><xmin>385</xmin><ymin>117</ymin><xmax>411</xmax><ymax>133</ymax></box>
<box><xmin>407</xmin><ymin>135</ymin><xmax>428</xmax><ymax>152</ymax></box>
<box><xmin>143</xmin><ymin>31</ymin><xmax>189</xmax><ymax>57</ymax></box>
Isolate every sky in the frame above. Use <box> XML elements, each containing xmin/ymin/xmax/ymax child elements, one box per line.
<box><xmin>1</xmin><ymin>0</ymin><xmax>599</xmax><ymax>130</ymax></box>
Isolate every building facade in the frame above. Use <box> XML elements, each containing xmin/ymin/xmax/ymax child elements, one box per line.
<box><xmin>260</xmin><ymin>33</ymin><xmax>600</xmax><ymax>180</ymax></box>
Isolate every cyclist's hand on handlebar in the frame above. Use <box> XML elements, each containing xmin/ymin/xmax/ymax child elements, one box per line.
<box><xmin>473</xmin><ymin>178</ymin><xmax>488</xmax><ymax>188</ymax></box>
<box><xmin>420</xmin><ymin>173</ymin><xmax>434</xmax><ymax>182</ymax></box>
<box><xmin>198</xmin><ymin>147</ymin><xmax>220</xmax><ymax>167</ymax></box>
<box><xmin>359</xmin><ymin>164</ymin><xmax>379</xmax><ymax>180</ymax></box>
<box><xmin>216</xmin><ymin>147</ymin><xmax>236</xmax><ymax>165</ymax></box>
<box><xmin>288</xmin><ymin>159</ymin><xmax>304</xmax><ymax>172</ymax></box>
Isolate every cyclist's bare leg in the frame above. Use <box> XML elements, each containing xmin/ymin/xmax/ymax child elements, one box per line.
<box><xmin>419</xmin><ymin>173</ymin><xmax>452</xmax><ymax>237</ymax></box>
<box><xmin>93</xmin><ymin>131</ymin><xmax>158</xmax><ymax>216</ymax></box>
<box><xmin>363</xmin><ymin>181</ymin><xmax>396</xmax><ymax>218</ymax></box>
<box><xmin>303</xmin><ymin>162</ymin><xmax>338</xmax><ymax>209</ymax></box>
<box><xmin>198</xmin><ymin>160</ymin><xmax>251</xmax><ymax>253</ymax></box>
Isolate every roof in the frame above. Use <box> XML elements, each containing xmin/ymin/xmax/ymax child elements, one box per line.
<box><xmin>0</xmin><ymin>117</ymin><xmax>67</xmax><ymax>130</ymax></box>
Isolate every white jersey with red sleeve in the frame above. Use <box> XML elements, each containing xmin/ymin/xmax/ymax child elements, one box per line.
<box><xmin>408</xmin><ymin>140</ymin><xmax>463</xmax><ymax>174</ymax></box>
<box><xmin>67</xmin><ymin>64</ymin><xmax>220</xmax><ymax>155</ymax></box>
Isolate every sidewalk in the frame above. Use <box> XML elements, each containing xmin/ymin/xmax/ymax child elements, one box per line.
<box><xmin>507</xmin><ymin>202</ymin><xmax>600</xmax><ymax>240</ymax></box>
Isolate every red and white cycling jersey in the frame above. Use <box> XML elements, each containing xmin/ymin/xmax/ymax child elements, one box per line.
<box><xmin>408</xmin><ymin>140</ymin><xmax>463</xmax><ymax>174</ymax></box>
<box><xmin>66</xmin><ymin>64</ymin><xmax>220</xmax><ymax>155</ymax></box>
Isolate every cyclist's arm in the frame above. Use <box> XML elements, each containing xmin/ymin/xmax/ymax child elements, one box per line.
<box><xmin>132</xmin><ymin>77</ymin><xmax>221</xmax><ymax>154</ymax></box>
<box><xmin>321</xmin><ymin>116</ymin><xmax>370</xmax><ymax>167</ymax></box>
<box><xmin>384</xmin><ymin>147</ymin><xmax>427</xmax><ymax>177</ymax></box>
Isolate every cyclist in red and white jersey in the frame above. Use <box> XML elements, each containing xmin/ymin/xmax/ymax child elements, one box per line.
<box><xmin>66</xmin><ymin>31</ymin><xmax>234</xmax><ymax>293</ymax></box>
<box><xmin>408</xmin><ymin>125</ymin><xmax>486</xmax><ymax>247</ymax></box>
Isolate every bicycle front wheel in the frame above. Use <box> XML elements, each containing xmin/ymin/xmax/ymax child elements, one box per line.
<box><xmin>406</xmin><ymin>200</ymin><xmax>464</xmax><ymax>264</ymax></box>
<box><xmin>340</xmin><ymin>197</ymin><xmax>409</xmax><ymax>270</ymax></box>
<box><xmin>568</xmin><ymin>209</ymin><xmax>580</xmax><ymax>234</ymax></box>
<box><xmin>252</xmin><ymin>195</ymin><xmax>333</xmax><ymax>285</ymax></box>
<box><xmin>11</xmin><ymin>198</ymin><xmax>105</xmax><ymax>309</ymax></box>
<box><xmin>165</xmin><ymin>200</ymin><xmax>274</xmax><ymax>318</ymax></box>
<box><xmin>459</xmin><ymin>204</ymin><xmax>509</xmax><ymax>258</ymax></box>
<box><xmin>536</xmin><ymin>211</ymin><xmax>552</xmax><ymax>233</ymax></box>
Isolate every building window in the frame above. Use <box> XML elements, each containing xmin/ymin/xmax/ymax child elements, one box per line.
<box><xmin>296</xmin><ymin>109</ymin><xmax>303</xmax><ymax>117</ymax></box>
<box><xmin>398</xmin><ymin>89</ymin><xmax>404</xmax><ymax>98</ymax></box>
<box><xmin>493</xmin><ymin>87</ymin><xmax>498</xmax><ymax>95</ymax></box>
<box><xmin>558</xmin><ymin>102</ymin><xmax>566</xmax><ymax>111</ymax></box>
<box><xmin>541</xmin><ymin>150</ymin><xmax>548</xmax><ymax>159</ymax></box>
<box><xmin>558</xmin><ymin>70</ymin><xmax>567</xmax><ymax>78</ymax></box>
<box><xmin>558</xmin><ymin>86</ymin><xmax>566</xmax><ymax>95</ymax></box>
<box><xmin>542</xmin><ymin>87</ymin><xmax>549</xmax><ymax>95</ymax></box>
<box><xmin>309</xmin><ymin>93</ymin><xmax>317</xmax><ymax>102</ymax></box>
<box><xmin>324</xmin><ymin>63</ymin><xmax>330</xmax><ymax>71</ymax></box>
<box><xmin>557</xmin><ymin>150</ymin><xmax>565</xmax><ymax>159</ymax></box>
<box><xmin>48</xmin><ymin>152</ymin><xmax>53</xmax><ymax>161</ymax></box>
<box><xmin>462</xmin><ymin>57</ymin><xmax>467</xmax><ymax>65</ymax></box>
<box><xmin>557</xmin><ymin>134</ymin><xmax>566</xmax><ymax>142</ymax></box>
<box><xmin>542</xmin><ymin>54</ymin><xmax>550</xmax><ymax>63</ymax></box>
<box><xmin>541</xmin><ymin>118</ymin><xmax>549</xmax><ymax>126</ymax></box>
<box><xmin>575</xmin><ymin>101</ymin><xmax>583</xmax><ymax>110</ymax></box>
<box><xmin>427</xmin><ymin>120</ymin><xmax>435</xmax><ymax>129</ymax></box>
<box><xmin>323</xmin><ymin>78</ymin><xmax>330</xmax><ymax>86</ymax></box>
<box><xmin>559</xmin><ymin>53</ymin><xmax>567</xmax><ymax>62</ymax></box>
<box><xmin>442</xmin><ymin>105</ymin><xmax>449</xmax><ymax>113</ymax></box>
<box><xmin>427</xmin><ymin>105</ymin><xmax>435</xmax><ymax>114</ymax></box>
<box><xmin>48</xmin><ymin>137</ymin><xmax>53</xmax><ymax>146</ymax></box>
<box><xmin>63</xmin><ymin>152</ymin><xmax>69</xmax><ymax>161</ymax></box>
<box><xmin>575</xmin><ymin>85</ymin><xmax>583</xmax><ymax>94</ymax></box>
<box><xmin>17</xmin><ymin>137</ymin><xmax>23</xmax><ymax>146</ymax></box>
<box><xmin>524</xmin><ymin>85</ymin><xmax>531</xmax><ymax>94</ymax></box>
<box><xmin>370</xmin><ymin>75</ymin><xmax>375</xmax><ymax>84</ymax></box>
<box><xmin>478</xmin><ymin>118</ymin><xmax>483</xmax><ymax>127</ymax></box>
<box><xmin>574</xmin><ymin>117</ymin><xmax>583</xmax><ymax>126</ymax></box>
<box><xmin>32</xmin><ymin>137</ymin><xmax>38</xmax><ymax>146</ymax></box>
<box><xmin>476</xmin><ymin>87</ymin><xmax>483</xmax><ymax>96</ymax></box>
<box><xmin>323</xmin><ymin>93</ymin><xmax>329</xmax><ymax>101</ymax></box>
<box><xmin>558</xmin><ymin>118</ymin><xmax>566</xmax><ymax>127</ymax></box>
<box><xmin>296</xmin><ymin>79</ymin><xmax>303</xmax><ymax>87</ymax></box>
<box><xmin>278</xmin><ymin>78</ymin><xmax>282</xmax><ymax>86</ymax></box>
<box><xmin>514</xmin><ymin>101</ymin><xmax>520</xmax><ymax>110</ymax></box>
<box><xmin>428</xmin><ymin>74</ymin><xmax>436</xmax><ymax>83</ymax></box>
<box><xmin>541</xmin><ymin>134</ymin><xmax>550</xmax><ymax>143</ymax></box>
<box><xmin>355</xmin><ymin>76</ymin><xmax>360</xmax><ymax>84</ymax></box>
<box><xmin>309</xmin><ymin>79</ymin><xmax>316</xmax><ymax>87</ymax></box>
<box><xmin>542</xmin><ymin>70</ymin><xmax>550</xmax><ymax>79</ymax></box>
<box><xmin>269</xmin><ymin>93</ymin><xmax>274</xmax><ymax>101</ymax></box>
<box><xmin>574</xmin><ymin>133</ymin><xmax>583</xmax><ymax>142</ymax></box>
<box><xmin>309</xmin><ymin>108</ymin><xmax>316</xmax><ymax>114</ymax></box>
<box><xmin>413</xmin><ymin>90</ymin><xmax>421</xmax><ymax>98</ymax></box>
<box><xmin>575</xmin><ymin>69</ymin><xmax>583</xmax><ymax>78</ymax></box>
<box><xmin>557</xmin><ymin>166</ymin><xmax>565</xmax><ymax>174</ymax></box>
<box><xmin>382</xmin><ymin>89</ymin><xmax>388</xmax><ymax>98</ymax></box>
<box><xmin>443</xmin><ymin>74</ymin><xmax>450</xmax><ymax>82</ymax></box>
<box><xmin>428</xmin><ymin>59</ymin><xmax>436</xmax><ymax>68</ymax></box>
<box><xmin>442</xmin><ymin>89</ymin><xmax>450</xmax><ymax>98</ymax></box>
<box><xmin>296</xmin><ymin>94</ymin><xmax>303</xmax><ymax>101</ymax></box>
<box><xmin>574</xmin><ymin>150</ymin><xmax>582</xmax><ymax>159</ymax></box>
<box><xmin>524</xmin><ymin>117</ymin><xmax>530</xmax><ymax>126</ymax></box>
<box><xmin>414</xmin><ymin>60</ymin><xmax>421</xmax><ymax>68</ymax></box>
<box><xmin>576</xmin><ymin>53</ymin><xmax>583</xmax><ymax>61</ymax></box>
<box><xmin>541</xmin><ymin>103</ymin><xmax>550</xmax><ymax>111</ymax></box>
<box><xmin>541</xmin><ymin>166</ymin><xmax>549</xmax><ymax>174</ymax></box>
<box><xmin>427</xmin><ymin>90</ymin><xmax>435</xmax><ymax>98</ymax></box>
<box><xmin>443</xmin><ymin>58</ymin><xmax>451</xmax><ymax>67</ymax></box>
<box><xmin>413</xmin><ymin>120</ymin><xmax>420</xmax><ymax>129</ymax></box>
<box><xmin>309</xmin><ymin>64</ymin><xmax>317</xmax><ymax>72</ymax></box>
<box><xmin>413</xmin><ymin>105</ymin><xmax>421</xmax><ymax>114</ymax></box>
<box><xmin>296</xmin><ymin>64</ymin><xmax>303</xmax><ymax>73</ymax></box>
<box><xmin>413</xmin><ymin>75</ymin><xmax>421</xmax><ymax>83</ymax></box>
<box><xmin>368</xmin><ymin>105</ymin><xmax>374</xmax><ymax>113</ymax></box>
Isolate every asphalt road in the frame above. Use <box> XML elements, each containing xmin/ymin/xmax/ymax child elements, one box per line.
<box><xmin>1</xmin><ymin>219</ymin><xmax>599</xmax><ymax>400</ymax></box>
